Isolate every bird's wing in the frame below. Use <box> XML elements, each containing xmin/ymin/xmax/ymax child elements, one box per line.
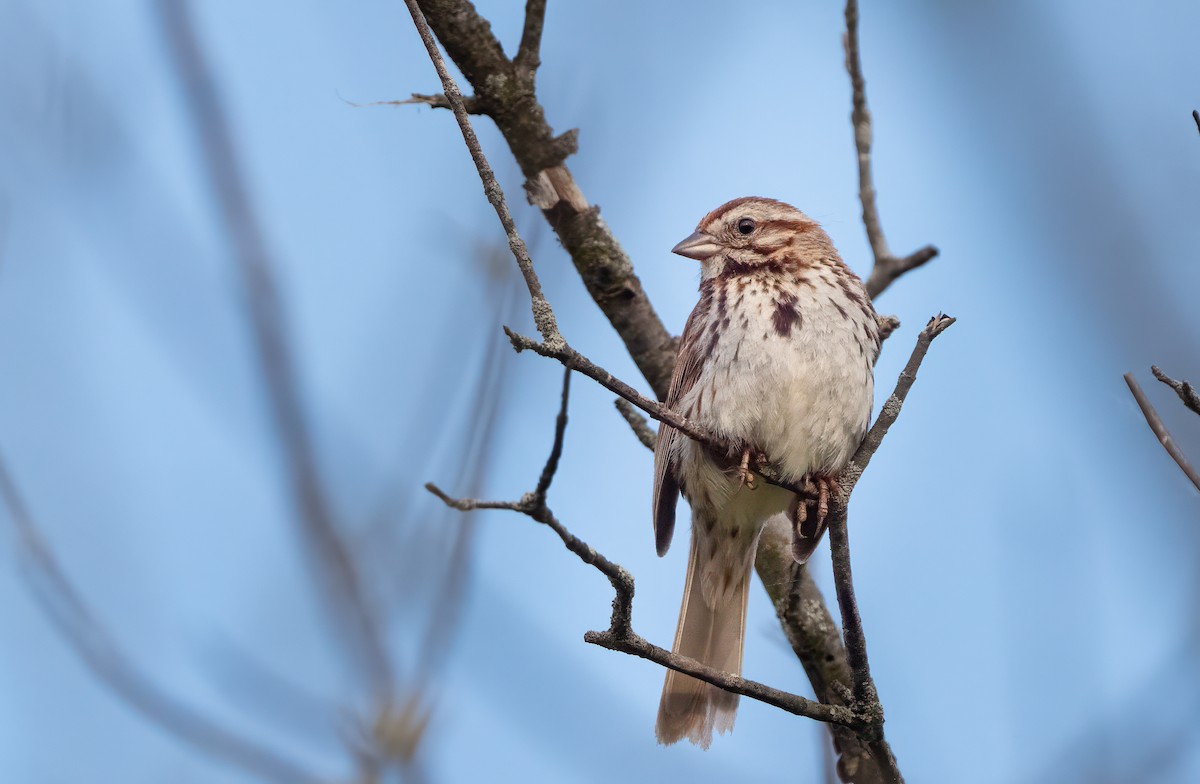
<box><xmin>652</xmin><ymin>300</ymin><xmax>709</xmax><ymax>556</ymax></box>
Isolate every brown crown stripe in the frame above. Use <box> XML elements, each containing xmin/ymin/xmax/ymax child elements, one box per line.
<box><xmin>700</xmin><ymin>196</ymin><xmax>792</xmax><ymax>227</ymax></box>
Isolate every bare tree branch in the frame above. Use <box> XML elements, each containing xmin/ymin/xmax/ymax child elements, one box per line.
<box><xmin>513</xmin><ymin>0</ymin><xmax>547</xmax><ymax>78</ymax></box>
<box><xmin>843</xmin><ymin>0</ymin><xmax>938</xmax><ymax>299</ymax></box>
<box><xmin>1152</xmin><ymin>365</ymin><xmax>1200</xmax><ymax>417</ymax></box>
<box><xmin>0</xmin><ymin>453</ymin><xmax>324</xmax><ymax>784</ymax></box>
<box><xmin>534</xmin><ymin>368</ymin><xmax>572</xmax><ymax>498</ymax></box>
<box><xmin>1125</xmin><ymin>372</ymin><xmax>1200</xmax><ymax>493</ymax></box>
<box><xmin>159</xmin><ymin>0</ymin><xmax>396</xmax><ymax>700</ymax></box>
<box><xmin>840</xmin><ymin>315</ymin><xmax>956</xmax><ymax>493</ymax></box>
<box><xmin>876</xmin><ymin>314</ymin><xmax>901</xmax><ymax>343</ymax></box>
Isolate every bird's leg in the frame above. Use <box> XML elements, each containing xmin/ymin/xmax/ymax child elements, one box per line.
<box><xmin>736</xmin><ymin>446</ymin><xmax>757</xmax><ymax>490</ymax></box>
<box><xmin>789</xmin><ymin>473</ymin><xmax>840</xmax><ymax>563</ymax></box>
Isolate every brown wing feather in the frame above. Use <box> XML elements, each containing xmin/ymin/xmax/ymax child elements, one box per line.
<box><xmin>653</xmin><ymin>294</ymin><xmax>711</xmax><ymax>556</ymax></box>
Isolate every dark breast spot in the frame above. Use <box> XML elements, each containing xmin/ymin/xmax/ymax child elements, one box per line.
<box><xmin>772</xmin><ymin>294</ymin><xmax>802</xmax><ymax>337</ymax></box>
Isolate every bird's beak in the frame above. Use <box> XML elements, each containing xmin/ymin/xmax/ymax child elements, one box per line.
<box><xmin>671</xmin><ymin>231</ymin><xmax>722</xmax><ymax>261</ymax></box>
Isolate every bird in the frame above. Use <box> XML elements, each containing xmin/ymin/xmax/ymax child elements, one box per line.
<box><xmin>653</xmin><ymin>196</ymin><xmax>879</xmax><ymax>747</ymax></box>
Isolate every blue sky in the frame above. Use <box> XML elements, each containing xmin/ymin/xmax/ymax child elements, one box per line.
<box><xmin>2</xmin><ymin>1</ymin><xmax>1200</xmax><ymax>782</ymax></box>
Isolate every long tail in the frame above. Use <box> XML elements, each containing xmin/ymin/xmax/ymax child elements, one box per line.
<box><xmin>655</xmin><ymin>533</ymin><xmax>751</xmax><ymax>748</ymax></box>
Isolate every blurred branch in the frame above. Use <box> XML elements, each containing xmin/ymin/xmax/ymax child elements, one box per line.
<box><xmin>1125</xmin><ymin>371</ymin><xmax>1200</xmax><ymax>492</ymax></box>
<box><xmin>159</xmin><ymin>0</ymin><xmax>395</xmax><ymax>699</ymax></box>
<box><xmin>0</xmin><ymin>453</ymin><xmax>324</xmax><ymax>784</ymax></box>
<box><xmin>413</xmin><ymin>297</ymin><xmax>514</xmax><ymax>680</ymax></box>
<box><xmin>348</xmin><ymin>93</ymin><xmax>483</xmax><ymax>114</ymax></box>
<box><xmin>843</xmin><ymin>0</ymin><xmax>939</xmax><ymax>299</ymax></box>
<box><xmin>1152</xmin><ymin>365</ymin><xmax>1200</xmax><ymax>417</ymax></box>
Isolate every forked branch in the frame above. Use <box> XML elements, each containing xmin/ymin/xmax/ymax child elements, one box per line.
<box><xmin>844</xmin><ymin>0</ymin><xmax>938</xmax><ymax>299</ymax></box>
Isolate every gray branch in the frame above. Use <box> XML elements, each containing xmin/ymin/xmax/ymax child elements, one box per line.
<box><xmin>844</xmin><ymin>0</ymin><xmax>938</xmax><ymax>300</ymax></box>
<box><xmin>160</xmin><ymin>0</ymin><xmax>395</xmax><ymax>699</ymax></box>
<box><xmin>513</xmin><ymin>0</ymin><xmax>547</xmax><ymax>78</ymax></box>
<box><xmin>1152</xmin><ymin>365</ymin><xmax>1200</xmax><ymax>417</ymax></box>
<box><xmin>1125</xmin><ymin>372</ymin><xmax>1200</xmax><ymax>493</ymax></box>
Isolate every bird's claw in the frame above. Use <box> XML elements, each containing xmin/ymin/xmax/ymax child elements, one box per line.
<box><xmin>789</xmin><ymin>473</ymin><xmax>840</xmax><ymax>563</ymax></box>
<box><xmin>736</xmin><ymin>447</ymin><xmax>757</xmax><ymax>490</ymax></box>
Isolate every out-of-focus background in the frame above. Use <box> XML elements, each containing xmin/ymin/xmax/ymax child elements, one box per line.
<box><xmin>2</xmin><ymin>1</ymin><xmax>1199</xmax><ymax>781</ymax></box>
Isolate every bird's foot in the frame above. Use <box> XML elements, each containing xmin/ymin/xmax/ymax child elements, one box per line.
<box><xmin>735</xmin><ymin>446</ymin><xmax>757</xmax><ymax>490</ymax></box>
<box><xmin>789</xmin><ymin>473</ymin><xmax>840</xmax><ymax>563</ymax></box>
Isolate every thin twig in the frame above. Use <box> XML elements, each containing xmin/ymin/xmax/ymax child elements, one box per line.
<box><xmin>346</xmin><ymin>93</ymin><xmax>483</xmax><ymax>114</ymax></box>
<box><xmin>584</xmin><ymin>627</ymin><xmax>861</xmax><ymax>727</ymax></box>
<box><xmin>429</xmin><ymin>480</ymin><xmax>856</xmax><ymax>726</ymax></box>
<box><xmin>413</xmin><ymin>291</ymin><xmax>517</xmax><ymax>683</ymax></box>
<box><xmin>504</xmin><ymin>326</ymin><xmax>720</xmax><ymax>453</ymax></box>
<box><xmin>1152</xmin><ymin>365</ymin><xmax>1200</xmax><ymax>417</ymax></box>
<box><xmin>0</xmin><ymin>452</ymin><xmax>323</xmax><ymax>784</ymax></box>
<box><xmin>876</xmin><ymin>314</ymin><xmax>901</xmax><ymax>343</ymax></box>
<box><xmin>840</xmin><ymin>315</ymin><xmax>957</xmax><ymax>495</ymax></box>
<box><xmin>826</xmin><ymin>508</ymin><xmax>877</xmax><ymax>707</ymax></box>
<box><xmin>402</xmin><ymin>0</ymin><xmax>561</xmax><ymax>347</ymax></box>
<box><xmin>513</xmin><ymin>0</ymin><xmax>547</xmax><ymax>78</ymax></box>
<box><xmin>534</xmin><ymin>367</ymin><xmax>571</xmax><ymax>499</ymax></box>
<box><xmin>844</xmin><ymin>0</ymin><xmax>938</xmax><ymax>300</ymax></box>
<box><xmin>159</xmin><ymin>0</ymin><xmax>395</xmax><ymax>698</ymax></box>
<box><xmin>1125</xmin><ymin>373</ymin><xmax>1200</xmax><ymax>493</ymax></box>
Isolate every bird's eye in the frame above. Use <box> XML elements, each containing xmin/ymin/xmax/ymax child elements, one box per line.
<box><xmin>737</xmin><ymin>218</ymin><xmax>756</xmax><ymax>235</ymax></box>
